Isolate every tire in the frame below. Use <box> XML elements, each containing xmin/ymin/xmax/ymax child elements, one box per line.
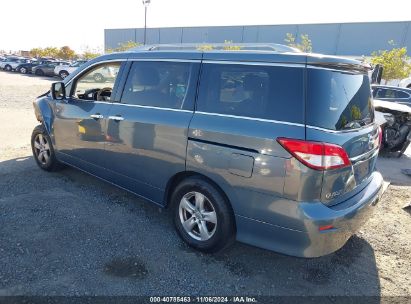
<box><xmin>5</xmin><ymin>65</ymin><xmax>12</xmax><ymax>71</ymax></box>
<box><xmin>171</xmin><ymin>176</ymin><xmax>235</xmax><ymax>253</ymax></box>
<box><xmin>35</xmin><ymin>69</ymin><xmax>44</xmax><ymax>76</ymax></box>
<box><xmin>93</xmin><ymin>73</ymin><xmax>105</xmax><ymax>83</ymax></box>
<box><xmin>31</xmin><ymin>125</ymin><xmax>62</xmax><ymax>171</ymax></box>
<box><xmin>407</xmin><ymin>84</ymin><xmax>411</xmax><ymax>89</ymax></box>
<box><xmin>59</xmin><ymin>70</ymin><xmax>69</xmax><ymax>79</ymax></box>
<box><xmin>20</xmin><ymin>67</ymin><xmax>27</xmax><ymax>74</ymax></box>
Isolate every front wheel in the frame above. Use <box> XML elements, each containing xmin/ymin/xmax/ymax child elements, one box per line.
<box><xmin>31</xmin><ymin>125</ymin><xmax>62</xmax><ymax>171</ymax></box>
<box><xmin>5</xmin><ymin>65</ymin><xmax>12</xmax><ymax>71</ymax></box>
<box><xmin>171</xmin><ymin>177</ymin><xmax>235</xmax><ymax>253</ymax></box>
<box><xmin>20</xmin><ymin>67</ymin><xmax>27</xmax><ymax>74</ymax></box>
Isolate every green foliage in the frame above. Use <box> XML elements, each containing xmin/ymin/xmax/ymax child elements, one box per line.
<box><xmin>284</xmin><ymin>33</ymin><xmax>313</xmax><ymax>53</ymax></box>
<box><xmin>371</xmin><ymin>41</ymin><xmax>411</xmax><ymax>82</ymax></box>
<box><xmin>58</xmin><ymin>46</ymin><xmax>76</xmax><ymax>60</ymax></box>
<box><xmin>222</xmin><ymin>40</ymin><xmax>241</xmax><ymax>51</ymax></box>
<box><xmin>30</xmin><ymin>46</ymin><xmax>76</xmax><ymax>60</ymax></box>
<box><xmin>107</xmin><ymin>41</ymin><xmax>141</xmax><ymax>53</ymax></box>
<box><xmin>196</xmin><ymin>44</ymin><xmax>214</xmax><ymax>51</ymax></box>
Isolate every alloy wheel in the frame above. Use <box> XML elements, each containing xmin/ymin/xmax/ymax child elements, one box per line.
<box><xmin>33</xmin><ymin>133</ymin><xmax>51</xmax><ymax>165</ymax></box>
<box><xmin>179</xmin><ymin>191</ymin><xmax>217</xmax><ymax>241</ymax></box>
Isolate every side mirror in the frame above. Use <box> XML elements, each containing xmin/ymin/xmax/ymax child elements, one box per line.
<box><xmin>51</xmin><ymin>82</ymin><xmax>66</xmax><ymax>100</ymax></box>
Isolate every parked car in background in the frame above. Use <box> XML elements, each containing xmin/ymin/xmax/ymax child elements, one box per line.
<box><xmin>399</xmin><ymin>77</ymin><xmax>411</xmax><ymax>89</ymax></box>
<box><xmin>0</xmin><ymin>57</ymin><xmax>29</xmax><ymax>71</ymax></box>
<box><xmin>54</xmin><ymin>60</ymin><xmax>87</xmax><ymax>79</ymax></box>
<box><xmin>32</xmin><ymin>62</ymin><xmax>69</xmax><ymax>77</ymax></box>
<box><xmin>15</xmin><ymin>60</ymin><xmax>50</xmax><ymax>74</ymax></box>
<box><xmin>31</xmin><ymin>44</ymin><xmax>383</xmax><ymax>257</ymax></box>
<box><xmin>372</xmin><ymin>85</ymin><xmax>411</xmax><ymax>105</ymax></box>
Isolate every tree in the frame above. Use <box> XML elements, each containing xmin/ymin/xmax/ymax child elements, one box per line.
<box><xmin>107</xmin><ymin>41</ymin><xmax>140</xmax><ymax>53</ymax></box>
<box><xmin>30</xmin><ymin>48</ymin><xmax>43</xmax><ymax>58</ymax></box>
<box><xmin>58</xmin><ymin>46</ymin><xmax>76</xmax><ymax>60</ymax></box>
<box><xmin>284</xmin><ymin>33</ymin><xmax>313</xmax><ymax>53</ymax></box>
<box><xmin>370</xmin><ymin>41</ymin><xmax>411</xmax><ymax>83</ymax></box>
<box><xmin>222</xmin><ymin>40</ymin><xmax>241</xmax><ymax>51</ymax></box>
<box><xmin>196</xmin><ymin>44</ymin><xmax>214</xmax><ymax>51</ymax></box>
<box><xmin>80</xmin><ymin>45</ymin><xmax>102</xmax><ymax>60</ymax></box>
<box><xmin>42</xmin><ymin>47</ymin><xmax>60</xmax><ymax>58</ymax></box>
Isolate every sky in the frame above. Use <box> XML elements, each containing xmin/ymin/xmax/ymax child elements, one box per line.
<box><xmin>1</xmin><ymin>0</ymin><xmax>410</xmax><ymax>53</ymax></box>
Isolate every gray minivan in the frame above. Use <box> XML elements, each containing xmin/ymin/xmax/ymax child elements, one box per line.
<box><xmin>31</xmin><ymin>44</ymin><xmax>383</xmax><ymax>257</ymax></box>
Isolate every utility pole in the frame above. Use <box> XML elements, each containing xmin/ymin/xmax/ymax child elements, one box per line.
<box><xmin>142</xmin><ymin>0</ymin><xmax>151</xmax><ymax>45</ymax></box>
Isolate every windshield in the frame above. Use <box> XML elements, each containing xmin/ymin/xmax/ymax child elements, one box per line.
<box><xmin>306</xmin><ymin>69</ymin><xmax>374</xmax><ymax>130</ymax></box>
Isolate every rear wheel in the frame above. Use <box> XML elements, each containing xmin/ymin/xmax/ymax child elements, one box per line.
<box><xmin>407</xmin><ymin>84</ymin><xmax>411</xmax><ymax>89</ymax></box>
<box><xmin>171</xmin><ymin>176</ymin><xmax>235</xmax><ymax>253</ymax></box>
<box><xmin>35</xmin><ymin>69</ymin><xmax>44</xmax><ymax>76</ymax></box>
<box><xmin>31</xmin><ymin>125</ymin><xmax>62</xmax><ymax>171</ymax></box>
<box><xmin>20</xmin><ymin>67</ymin><xmax>27</xmax><ymax>74</ymax></box>
<box><xmin>59</xmin><ymin>70</ymin><xmax>69</xmax><ymax>79</ymax></box>
<box><xmin>93</xmin><ymin>73</ymin><xmax>105</xmax><ymax>83</ymax></box>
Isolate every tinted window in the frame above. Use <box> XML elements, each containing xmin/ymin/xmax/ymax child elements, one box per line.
<box><xmin>121</xmin><ymin>61</ymin><xmax>193</xmax><ymax>109</ymax></box>
<box><xmin>197</xmin><ymin>64</ymin><xmax>304</xmax><ymax>123</ymax></box>
<box><xmin>396</xmin><ymin>90</ymin><xmax>409</xmax><ymax>99</ymax></box>
<box><xmin>374</xmin><ymin>88</ymin><xmax>386</xmax><ymax>98</ymax></box>
<box><xmin>307</xmin><ymin>69</ymin><xmax>374</xmax><ymax>130</ymax></box>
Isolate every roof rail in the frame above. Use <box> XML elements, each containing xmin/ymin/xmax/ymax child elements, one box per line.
<box><xmin>129</xmin><ymin>43</ymin><xmax>301</xmax><ymax>53</ymax></box>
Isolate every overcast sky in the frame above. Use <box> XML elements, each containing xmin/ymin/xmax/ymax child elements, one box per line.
<box><xmin>1</xmin><ymin>0</ymin><xmax>410</xmax><ymax>53</ymax></box>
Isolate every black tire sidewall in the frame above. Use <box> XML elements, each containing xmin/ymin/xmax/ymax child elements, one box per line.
<box><xmin>172</xmin><ymin>177</ymin><xmax>235</xmax><ymax>253</ymax></box>
<box><xmin>60</xmin><ymin>71</ymin><xmax>68</xmax><ymax>79</ymax></box>
<box><xmin>31</xmin><ymin>125</ymin><xmax>59</xmax><ymax>171</ymax></box>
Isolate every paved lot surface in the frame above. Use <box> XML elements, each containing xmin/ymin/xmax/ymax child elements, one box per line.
<box><xmin>0</xmin><ymin>71</ymin><xmax>410</xmax><ymax>296</ymax></box>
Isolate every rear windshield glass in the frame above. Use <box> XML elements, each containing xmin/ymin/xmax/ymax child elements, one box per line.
<box><xmin>307</xmin><ymin>69</ymin><xmax>374</xmax><ymax>130</ymax></box>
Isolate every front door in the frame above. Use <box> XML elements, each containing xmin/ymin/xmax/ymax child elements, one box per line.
<box><xmin>52</xmin><ymin>61</ymin><xmax>122</xmax><ymax>171</ymax></box>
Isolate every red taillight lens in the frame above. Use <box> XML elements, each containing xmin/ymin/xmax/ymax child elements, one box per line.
<box><xmin>277</xmin><ymin>138</ymin><xmax>351</xmax><ymax>170</ymax></box>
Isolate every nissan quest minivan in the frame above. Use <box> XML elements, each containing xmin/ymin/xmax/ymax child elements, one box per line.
<box><xmin>31</xmin><ymin>44</ymin><xmax>383</xmax><ymax>257</ymax></box>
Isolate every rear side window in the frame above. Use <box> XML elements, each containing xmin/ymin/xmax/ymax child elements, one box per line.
<box><xmin>307</xmin><ymin>69</ymin><xmax>374</xmax><ymax>130</ymax></box>
<box><xmin>197</xmin><ymin>63</ymin><xmax>304</xmax><ymax>123</ymax></box>
<box><xmin>395</xmin><ymin>90</ymin><xmax>410</xmax><ymax>99</ymax></box>
<box><xmin>121</xmin><ymin>61</ymin><xmax>194</xmax><ymax>109</ymax></box>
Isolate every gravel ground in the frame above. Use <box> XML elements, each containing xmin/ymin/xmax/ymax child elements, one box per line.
<box><xmin>0</xmin><ymin>71</ymin><xmax>410</xmax><ymax>297</ymax></box>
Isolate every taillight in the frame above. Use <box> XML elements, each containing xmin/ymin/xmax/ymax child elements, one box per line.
<box><xmin>277</xmin><ymin>138</ymin><xmax>351</xmax><ymax>170</ymax></box>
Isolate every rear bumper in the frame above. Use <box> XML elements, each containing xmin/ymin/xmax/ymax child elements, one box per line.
<box><xmin>236</xmin><ymin>171</ymin><xmax>384</xmax><ymax>257</ymax></box>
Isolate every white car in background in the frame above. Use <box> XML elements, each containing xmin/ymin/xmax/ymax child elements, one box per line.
<box><xmin>399</xmin><ymin>77</ymin><xmax>411</xmax><ymax>89</ymax></box>
<box><xmin>54</xmin><ymin>60</ymin><xmax>87</xmax><ymax>79</ymax></box>
<box><xmin>0</xmin><ymin>57</ymin><xmax>29</xmax><ymax>71</ymax></box>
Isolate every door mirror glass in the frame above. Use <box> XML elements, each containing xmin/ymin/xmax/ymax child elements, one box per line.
<box><xmin>51</xmin><ymin>82</ymin><xmax>66</xmax><ymax>100</ymax></box>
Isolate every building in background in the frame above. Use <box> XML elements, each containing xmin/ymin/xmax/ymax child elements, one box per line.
<box><xmin>105</xmin><ymin>20</ymin><xmax>411</xmax><ymax>56</ymax></box>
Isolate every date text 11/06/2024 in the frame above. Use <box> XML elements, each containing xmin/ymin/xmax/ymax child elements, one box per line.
<box><xmin>149</xmin><ymin>296</ymin><xmax>258</xmax><ymax>303</ymax></box>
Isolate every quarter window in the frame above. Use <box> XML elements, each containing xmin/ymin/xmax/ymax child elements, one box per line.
<box><xmin>121</xmin><ymin>61</ymin><xmax>193</xmax><ymax>109</ymax></box>
<box><xmin>196</xmin><ymin>63</ymin><xmax>304</xmax><ymax>123</ymax></box>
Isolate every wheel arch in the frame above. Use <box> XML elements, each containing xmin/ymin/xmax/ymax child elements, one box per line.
<box><xmin>164</xmin><ymin>171</ymin><xmax>233</xmax><ymax>212</ymax></box>
<box><xmin>33</xmin><ymin>98</ymin><xmax>54</xmax><ymax>136</ymax></box>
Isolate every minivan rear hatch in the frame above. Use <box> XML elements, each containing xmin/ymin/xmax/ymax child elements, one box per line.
<box><xmin>305</xmin><ymin>59</ymin><xmax>379</xmax><ymax>206</ymax></box>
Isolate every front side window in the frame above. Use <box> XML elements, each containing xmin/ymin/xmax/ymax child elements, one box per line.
<box><xmin>307</xmin><ymin>69</ymin><xmax>374</xmax><ymax>130</ymax></box>
<box><xmin>197</xmin><ymin>63</ymin><xmax>304</xmax><ymax>123</ymax></box>
<box><xmin>72</xmin><ymin>62</ymin><xmax>121</xmax><ymax>101</ymax></box>
<box><xmin>121</xmin><ymin>61</ymin><xmax>193</xmax><ymax>109</ymax></box>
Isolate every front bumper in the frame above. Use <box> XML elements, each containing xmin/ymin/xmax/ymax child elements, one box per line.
<box><xmin>236</xmin><ymin>171</ymin><xmax>384</xmax><ymax>257</ymax></box>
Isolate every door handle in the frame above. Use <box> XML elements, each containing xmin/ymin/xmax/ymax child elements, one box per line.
<box><xmin>90</xmin><ymin>114</ymin><xmax>104</xmax><ymax>119</ymax></box>
<box><xmin>108</xmin><ymin>115</ymin><xmax>124</xmax><ymax>121</ymax></box>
